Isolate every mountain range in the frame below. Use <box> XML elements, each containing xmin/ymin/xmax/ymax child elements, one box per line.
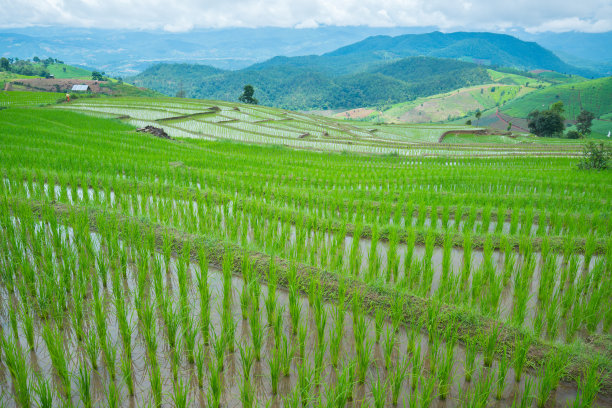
<box><xmin>1</xmin><ymin>26</ymin><xmax>610</xmax><ymax>76</ymax></box>
<box><xmin>131</xmin><ymin>31</ymin><xmax>599</xmax><ymax>110</ymax></box>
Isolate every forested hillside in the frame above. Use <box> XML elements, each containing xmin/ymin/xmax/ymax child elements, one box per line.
<box><xmin>133</xmin><ymin>56</ymin><xmax>490</xmax><ymax>110</ymax></box>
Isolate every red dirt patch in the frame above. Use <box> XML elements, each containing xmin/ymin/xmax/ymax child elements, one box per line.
<box><xmin>8</xmin><ymin>78</ymin><xmax>112</xmax><ymax>94</ymax></box>
<box><xmin>337</xmin><ymin>108</ymin><xmax>376</xmax><ymax>119</ymax></box>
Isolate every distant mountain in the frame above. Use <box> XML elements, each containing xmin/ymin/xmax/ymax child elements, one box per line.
<box><xmin>2</xmin><ymin>27</ymin><xmax>608</xmax><ymax>76</ymax></box>
<box><xmin>0</xmin><ymin>26</ymin><xmax>424</xmax><ymax>76</ymax></box>
<box><xmin>132</xmin><ymin>31</ymin><xmax>595</xmax><ymax>110</ymax></box>
<box><xmin>515</xmin><ymin>31</ymin><xmax>612</xmax><ymax>76</ymax></box>
<box><xmin>326</xmin><ymin>31</ymin><xmax>595</xmax><ymax>76</ymax></box>
<box><xmin>132</xmin><ymin>56</ymin><xmax>491</xmax><ymax>110</ymax></box>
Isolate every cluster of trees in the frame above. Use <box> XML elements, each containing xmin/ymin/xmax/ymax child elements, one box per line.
<box><xmin>0</xmin><ymin>57</ymin><xmax>62</xmax><ymax>77</ymax></box>
<box><xmin>91</xmin><ymin>71</ymin><xmax>107</xmax><ymax>81</ymax></box>
<box><xmin>527</xmin><ymin>102</ymin><xmax>595</xmax><ymax>139</ymax></box>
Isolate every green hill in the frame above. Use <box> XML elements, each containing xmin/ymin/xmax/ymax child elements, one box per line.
<box><xmin>327</xmin><ymin>31</ymin><xmax>595</xmax><ymax>76</ymax></box>
<box><xmin>133</xmin><ymin>56</ymin><xmax>490</xmax><ymax>110</ymax></box>
<box><xmin>47</xmin><ymin>63</ymin><xmax>91</xmax><ymax>79</ymax></box>
<box><xmin>500</xmin><ymin>76</ymin><xmax>612</xmax><ymax>120</ymax></box>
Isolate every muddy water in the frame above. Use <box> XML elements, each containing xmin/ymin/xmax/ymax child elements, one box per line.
<box><xmin>10</xmin><ymin>179</ymin><xmax>606</xmax><ymax>241</ymax></box>
<box><xmin>6</xmin><ymin>179</ymin><xmax>605</xmax><ymax>343</ymax></box>
<box><xmin>0</xmin><ymin>220</ymin><xmax>609</xmax><ymax>407</ymax></box>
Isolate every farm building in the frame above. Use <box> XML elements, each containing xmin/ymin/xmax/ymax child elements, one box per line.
<box><xmin>71</xmin><ymin>84</ymin><xmax>90</xmax><ymax>92</ymax></box>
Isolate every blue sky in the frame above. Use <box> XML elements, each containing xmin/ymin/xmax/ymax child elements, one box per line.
<box><xmin>0</xmin><ymin>0</ymin><xmax>610</xmax><ymax>33</ymax></box>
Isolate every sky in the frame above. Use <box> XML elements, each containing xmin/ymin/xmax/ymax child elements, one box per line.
<box><xmin>0</xmin><ymin>0</ymin><xmax>611</xmax><ymax>33</ymax></box>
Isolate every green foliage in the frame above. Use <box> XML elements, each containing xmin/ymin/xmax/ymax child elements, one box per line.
<box><xmin>132</xmin><ymin>56</ymin><xmax>491</xmax><ymax>110</ymax></box>
<box><xmin>576</xmin><ymin>110</ymin><xmax>595</xmax><ymax>135</ymax></box>
<box><xmin>502</xmin><ymin>76</ymin><xmax>612</xmax><ymax>121</ymax></box>
<box><xmin>238</xmin><ymin>84</ymin><xmax>258</xmax><ymax>104</ymax></box>
<box><xmin>578</xmin><ymin>141</ymin><xmax>611</xmax><ymax>170</ymax></box>
<box><xmin>527</xmin><ymin>105</ymin><xmax>565</xmax><ymax>137</ymax></box>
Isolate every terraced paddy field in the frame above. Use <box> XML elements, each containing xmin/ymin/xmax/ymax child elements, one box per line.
<box><xmin>47</xmin><ymin>96</ymin><xmax>587</xmax><ymax>157</ymax></box>
<box><xmin>0</xmin><ymin>94</ymin><xmax>610</xmax><ymax>407</ymax></box>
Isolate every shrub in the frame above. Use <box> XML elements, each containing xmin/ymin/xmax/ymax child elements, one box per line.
<box><xmin>578</xmin><ymin>142</ymin><xmax>611</xmax><ymax>170</ymax></box>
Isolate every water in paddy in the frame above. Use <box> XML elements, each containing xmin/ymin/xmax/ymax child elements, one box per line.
<box><xmin>0</xmin><ymin>220</ymin><xmax>609</xmax><ymax>407</ymax></box>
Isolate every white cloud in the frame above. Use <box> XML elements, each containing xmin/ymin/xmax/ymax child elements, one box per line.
<box><xmin>0</xmin><ymin>0</ymin><xmax>610</xmax><ymax>33</ymax></box>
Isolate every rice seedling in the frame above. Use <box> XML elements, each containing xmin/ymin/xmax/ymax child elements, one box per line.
<box><xmin>390</xmin><ymin>356</ymin><xmax>409</xmax><ymax>405</ymax></box>
<box><xmin>183</xmin><ymin>315</ymin><xmax>197</xmax><ymax>363</ymax></box>
<box><xmin>284</xmin><ymin>385</ymin><xmax>301</xmax><ymax>408</ymax></box>
<box><xmin>107</xmin><ymin>380</ymin><xmax>120</xmax><ymax>408</ymax></box>
<box><xmin>3</xmin><ymin>336</ymin><xmax>31</xmax><ymax>408</ymax></box>
<box><xmin>172</xmin><ymin>377</ymin><xmax>191</xmax><ymax>408</ymax></box>
<box><xmin>411</xmin><ymin>342</ymin><xmax>422</xmax><ymax>390</ymax></box>
<box><xmin>383</xmin><ymin>325</ymin><xmax>396</xmax><ymax>371</ymax></box>
<box><xmin>101</xmin><ymin>337</ymin><xmax>117</xmax><ymax>381</ymax></box>
<box><xmin>250</xmin><ymin>304</ymin><xmax>264</xmax><ymax>361</ymax></box>
<box><xmin>511</xmin><ymin>377</ymin><xmax>533</xmax><ymax>408</ymax></box>
<box><xmin>298</xmin><ymin>321</ymin><xmax>308</xmax><ymax>359</ymax></box>
<box><xmin>34</xmin><ymin>375</ymin><xmax>55</xmax><ymax>408</ymax></box>
<box><xmin>76</xmin><ymin>361</ymin><xmax>92</xmax><ymax>408</ymax></box>
<box><xmin>483</xmin><ymin>329</ymin><xmax>497</xmax><ymax>367</ymax></box>
<box><xmin>420</xmin><ymin>371</ymin><xmax>437</xmax><ymax>408</ymax></box>
<box><xmin>194</xmin><ymin>345</ymin><xmax>205</xmax><ymax>389</ymax></box>
<box><xmin>495</xmin><ymin>347</ymin><xmax>509</xmax><ymax>400</ymax></box>
<box><xmin>313</xmin><ymin>338</ymin><xmax>327</xmax><ymax>387</ymax></box>
<box><xmin>572</xmin><ymin>359</ymin><xmax>603</xmax><ymax>408</ymax></box>
<box><xmin>149</xmin><ymin>359</ymin><xmax>163</xmax><ymax>408</ymax></box>
<box><xmin>513</xmin><ymin>336</ymin><xmax>530</xmax><ymax>382</ymax></box>
<box><xmin>371</xmin><ymin>369</ymin><xmax>387</xmax><ymax>408</ymax></box>
<box><xmin>356</xmin><ymin>337</ymin><xmax>372</xmax><ymax>384</ymax></box>
<box><xmin>438</xmin><ymin>340</ymin><xmax>455</xmax><ymax>400</ymax></box>
<box><xmin>280</xmin><ymin>334</ymin><xmax>294</xmax><ymax>377</ymax></box>
<box><xmin>19</xmin><ymin>303</ymin><xmax>35</xmax><ymax>351</ymax></box>
<box><xmin>239</xmin><ymin>342</ymin><xmax>255</xmax><ymax>381</ymax></box>
<box><xmin>270</xmin><ymin>346</ymin><xmax>282</xmax><ymax>395</ymax></box>
<box><xmin>298</xmin><ymin>360</ymin><xmax>314</xmax><ymax>407</ymax></box>
<box><xmin>41</xmin><ymin>323</ymin><xmax>71</xmax><ymax>397</ymax></box>
<box><xmin>121</xmin><ymin>353</ymin><xmax>135</xmax><ymax>396</ymax></box>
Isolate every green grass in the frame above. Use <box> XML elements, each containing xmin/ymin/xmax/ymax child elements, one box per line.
<box><xmin>501</xmin><ymin>76</ymin><xmax>612</xmax><ymax>120</ymax></box>
<box><xmin>373</xmin><ymin>82</ymin><xmax>537</xmax><ymax>124</ymax></box>
<box><xmin>47</xmin><ymin>63</ymin><xmax>92</xmax><ymax>79</ymax></box>
<box><xmin>0</xmin><ymin>91</ymin><xmax>64</xmax><ymax>107</ymax></box>
<box><xmin>0</xmin><ymin>104</ymin><xmax>610</xmax><ymax>407</ymax></box>
<box><xmin>441</xmin><ymin>133</ymin><xmax>521</xmax><ymax>144</ymax></box>
<box><xmin>487</xmin><ymin>69</ymin><xmax>551</xmax><ymax>87</ymax></box>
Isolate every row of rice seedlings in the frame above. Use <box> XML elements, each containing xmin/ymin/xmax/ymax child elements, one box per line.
<box><xmin>0</xmin><ymin>184</ymin><xmax>605</xmax><ymax>406</ymax></box>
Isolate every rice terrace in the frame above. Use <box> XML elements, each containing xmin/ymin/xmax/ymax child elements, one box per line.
<box><xmin>0</xmin><ymin>85</ymin><xmax>610</xmax><ymax>408</ymax></box>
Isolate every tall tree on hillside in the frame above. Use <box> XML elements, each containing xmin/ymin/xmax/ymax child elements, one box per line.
<box><xmin>0</xmin><ymin>57</ymin><xmax>9</xmax><ymax>71</ymax></box>
<box><xmin>475</xmin><ymin>109</ymin><xmax>482</xmax><ymax>126</ymax></box>
<box><xmin>527</xmin><ymin>109</ymin><xmax>564</xmax><ymax>138</ymax></box>
<box><xmin>238</xmin><ymin>85</ymin><xmax>258</xmax><ymax>105</ymax></box>
<box><xmin>576</xmin><ymin>110</ymin><xmax>595</xmax><ymax>136</ymax></box>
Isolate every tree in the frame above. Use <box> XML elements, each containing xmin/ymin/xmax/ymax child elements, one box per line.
<box><xmin>0</xmin><ymin>57</ymin><xmax>9</xmax><ymax>71</ymax></box>
<box><xmin>551</xmin><ymin>101</ymin><xmax>564</xmax><ymax>115</ymax></box>
<box><xmin>91</xmin><ymin>71</ymin><xmax>104</xmax><ymax>81</ymax></box>
<box><xmin>238</xmin><ymin>85</ymin><xmax>258</xmax><ymax>105</ymax></box>
<box><xmin>576</xmin><ymin>110</ymin><xmax>595</xmax><ymax>136</ymax></box>
<box><xmin>475</xmin><ymin>110</ymin><xmax>482</xmax><ymax>126</ymax></box>
<box><xmin>527</xmin><ymin>104</ymin><xmax>565</xmax><ymax>138</ymax></box>
<box><xmin>566</xmin><ymin>130</ymin><xmax>582</xmax><ymax>139</ymax></box>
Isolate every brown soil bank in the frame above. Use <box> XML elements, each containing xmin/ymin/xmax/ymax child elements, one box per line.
<box><xmin>439</xmin><ymin>128</ymin><xmax>515</xmax><ymax>143</ymax></box>
<box><xmin>8</xmin><ymin>78</ymin><xmax>111</xmax><ymax>94</ymax></box>
<box><xmin>16</xmin><ymin>196</ymin><xmax>612</xmax><ymax>398</ymax></box>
